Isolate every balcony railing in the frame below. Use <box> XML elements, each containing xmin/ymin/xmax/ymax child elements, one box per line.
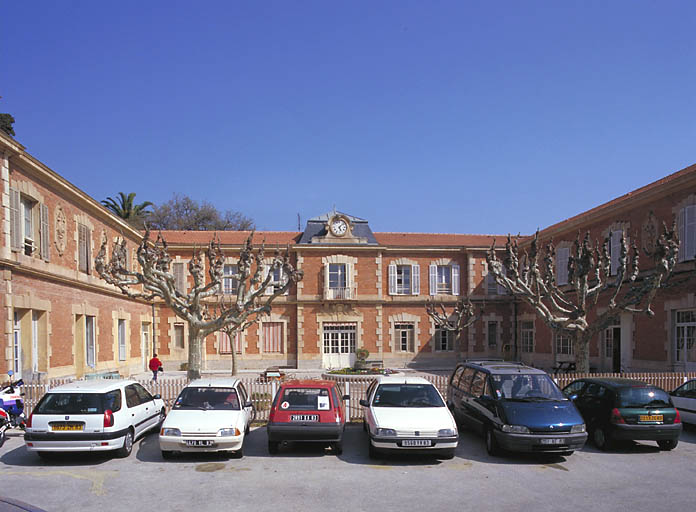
<box><xmin>324</xmin><ymin>286</ymin><xmax>355</xmax><ymax>300</ymax></box>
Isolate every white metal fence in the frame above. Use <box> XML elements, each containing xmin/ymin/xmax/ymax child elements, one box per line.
<box><xmin>17</xmin><ymin>372</ymin><xmax>696</xmax><ymax>422</ymax></box>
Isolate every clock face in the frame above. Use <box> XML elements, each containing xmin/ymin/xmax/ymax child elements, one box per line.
<box><xmin>330</xmin><ymin>218</ymin><xmax>348</xmax><ymax>236</ymax></box>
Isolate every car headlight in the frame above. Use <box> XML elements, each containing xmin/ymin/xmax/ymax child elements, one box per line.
<box><xmin>571</xmin><ymin>424</ymin><xmax>586</xmax><ymax>434</ymax></box>
<box><xmin>218</xmin><ymin>428</ymin><xmax>241</xmax><ymax>437</ymax></box>
<box><xmin>160</xmin><ymin>428</ymin><xmax>181</xmax><ymax>436</ymax></box>
<box><xmin>376</xmin><ymin>428</ymin><xmax>397</xmax><ymax>437</ymax></box>
<box><xmin>438</xmin><ymin>428</ymin><xmax>457</xmax><ymax>437</ymax></box>
<box><xmin>501</xmin><ymin>424</ymin><xmax>530</xmax><ymax>434</ymax></box>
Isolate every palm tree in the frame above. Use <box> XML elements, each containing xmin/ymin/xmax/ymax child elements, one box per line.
<box><xmin>102</xmin><ymin>192</ymin><xmax>153</xmax><ymax>228</ymax></box>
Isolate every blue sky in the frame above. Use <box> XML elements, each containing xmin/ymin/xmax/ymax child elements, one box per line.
<box><xmin>2</xmin><ymin>1</ymin><xmax>695</xmax><ymax>234</ymax></box>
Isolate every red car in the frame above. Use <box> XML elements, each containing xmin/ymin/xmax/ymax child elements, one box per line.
<box><xmin>267</xmin><ymin>380</ymin><xmax>349</xmax><ymax>455</ymax></box>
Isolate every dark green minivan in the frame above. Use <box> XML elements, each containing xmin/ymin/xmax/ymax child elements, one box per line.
<box><xmin>562</xmin><ymin>378</ymin><xmax>682</xmax><ymax>451</ymax></box>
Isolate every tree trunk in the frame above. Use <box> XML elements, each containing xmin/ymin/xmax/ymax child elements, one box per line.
<box><xmin>574</xmin><ymin>330</ymin><xmax>591</xmax><ymax>373</ymax></box>
<box><xmin>187</xmin><ymin>325</ymin><xmax>204</xmax><ymax>380</ymax></box>
<box><xmin>231</xmin><ymin>349</ymin><xmax>237</xmax><ymax>376</ymax></box>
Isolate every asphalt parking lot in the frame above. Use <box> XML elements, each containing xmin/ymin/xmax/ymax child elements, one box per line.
<box><xmin>1</xmin><ymin>423</ymin><xmax>695</xmax><ymax>512</ymax></box>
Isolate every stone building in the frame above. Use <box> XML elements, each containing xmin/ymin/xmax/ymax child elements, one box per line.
<box><xmin>1</xmin><ymin>129</ymin><xmax>694</xmax><ymax>379</ymax></box>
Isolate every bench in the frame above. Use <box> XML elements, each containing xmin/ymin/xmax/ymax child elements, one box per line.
<box><xmin>552</xmin><ymin>361</ymin><xmax>576</xmax><ymax>374</ymax></box>
<box><xmin>365</xmin><ymin>360</ymin><xmax>384</xmax><ymax>369</ymax></box>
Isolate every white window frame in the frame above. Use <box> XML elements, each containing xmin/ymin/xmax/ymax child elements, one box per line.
<box><xmin>520</xmin><ymin>321</ymin><xmax>535</xmax><ymax>353</ymax></box>
<box><xmin>602</xmin><ymin>319</ymin><xmax>620</xmax><ymax>358</ymax></box>
<box><xmin>675</xmin><ymin>309</ymin><xmax>696</xmax><ymax>363</ymax></box>
<box><xmin>85</xmin><ymin>316</ymin><xmax>96</xmax><ymax>368</ymax></box>
<box><xmin>554</xmin><ymin>331</ymin><xmax>573</xmax><ymax>356</ymax></box>
<box><xmin>327</xmin><ymin>263</ymin><xmax>351</xmax><ymax>299</ymax></box>
<box><xmin>435</xmin><ymin>329</ymin><xmax>453</xmax><ymax>351</ymax></box>
<box><xmin>118</xmin><ymin>319</ymin><xmax>127</xmax><ymax>361</ymax></box>
<box><xmin>223</xmin><ymin>264</ymin><xmax>239</xmax><ymax>295</ymax></box>
<box><xmin>394</xmin><ymin>323</ymin><xmax>415</xmax><ymax>352</ymax></box>
<box><xmin>429</xmin><ymin>263</ymin><xmax>460</xmax><ymax>296</ymax></box>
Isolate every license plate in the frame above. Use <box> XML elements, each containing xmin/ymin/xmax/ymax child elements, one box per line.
<box><xmin>639</xmin><ymin>415</ymin><xmax>663</xmax><ymax>422</ymax></box>
<box><xmin>186</xmin><ymin>440</ymin><xmax>213</xmax><ymax>447</ymax></box>
<box><xmin>291</xmin><ymin>415</ymin><xmax>319</xmax><ymax>422</ymax></box>
<box><xmin>51</xmin><ymin>423</ymin><xmax>84</xmax><ymax>431</ymax></box>
<box><xmin>402</xmin><ymin>439</ymin><xmax>432</xmax><ymax>447</ymax></box>
<box><xmin>540</xmin><ymin>438</ymin><xmax>564</xmax><ymax>445</ymax></box>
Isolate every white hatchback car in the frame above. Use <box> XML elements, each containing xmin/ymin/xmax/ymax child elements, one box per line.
<box><xmin>360</xmin><ymin>376</ymin><xmax>458</xmax><ymax>459</ymax></box>
<box><xmin>159</xmin><ymin>378</ymin><xmax>254</xmax><ymax>459</ymax></box>
<box><xmin>24</xmin><ymin>379</ymin><xmax>165</xmax><ymax>459</ymax></box>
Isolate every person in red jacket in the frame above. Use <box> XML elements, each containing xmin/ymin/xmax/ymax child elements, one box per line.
<box><xmin>149</xmin><ymin>354</ymin><xmax>163</xmax><ymax>381</ymax></box>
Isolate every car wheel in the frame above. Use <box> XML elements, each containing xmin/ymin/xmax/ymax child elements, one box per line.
<box><xmin>592</xmin><ymin>427</ymin><xmax>611</xmax><ymax>451</ymax></box>
<box><xmin>486</xmin><ymin>427</ymin><xmax>501</xmax><ymax>456</ymax></box>
<box><xmin>116</xmin><ymin>429</ymin><xmax>134</xmax><ymax>458</ymax></box>
<box><xmin>268</xmin><ymin>440</ymin><xmax>279</xmax><ymax>455</ymax></box>
<box><xmin>333</xmin><ymin>440</ymin><xmax>343</xmax><ymax>456</ymax></box>
<box><xmin>657</xmin><ymin>439</ymin><xmax>678</xmax><ymax>451</ymax></box>
<box><xmin>161</xmin><ymin>450</ymin><xmax>174</xmax><ymax>460</ymax></box>
<box><xmin>438</xmin><ymin>448</ymin><xmax>455</xmax><ymax>460</ymax></box>
<box><xmin>368</xmin><ymin>439</ymin><xmax>378</xmax><ymax>459</ymax></box>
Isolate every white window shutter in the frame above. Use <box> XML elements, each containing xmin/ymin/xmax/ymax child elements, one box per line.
<box><xmin>678</xmin><ymin>207</ymin><xmax>686</xmax><ymax>262</ymax></box>
<box><xmin>452</xmin><ymin>264</ymin><xmax>460</xmax><ymax>296</ymax></box>
<box><xmin>264</xmin><ymin>265</ymin><xmax>273</xmax><ymax>295</ymax></box>
<box><xmin>388</xmin><ymin>264</ymin><xmax>396</xmax><ymax>295</ymax></box>
<box><xmin>686</xmin><ymin>205</ymin><xmax>696</xmax><ymax>262</ymax></box>
<box><xmin>9</xmin><ymin>188</ymin><xmax>21</xmax><ymax>250</ymax></box>
<box><xmin>282</xmin><ymin>268</ymin><xmax>289</xmax><ymax>295</ymax></box>
<box><xmin>40</xmin><ymin>203</ymin><xmax>50</xmax><ymax>261</ymax></box>
<box><xmin>324</xmin><ymin>263</ymin><xmax>329</xmax><ymax>299</ymax></box>
<box><xmin>610</xmin><ymin>230</ymin><xmax>621</xmax><ymax>275</ymax></box>
<box><xmin>429</xmin><ymin>264</ymin><xmax>437</xmax><ymax>296</ymax></box>
<box><xmin>556</xmin><ymin>247</ymin><xmax>569</xmax><ymax>286</ymax></box>
<box><xmin>412</xmin><ymin>264</ymin><xmax>420</xmax><ymax>295</ymax></box>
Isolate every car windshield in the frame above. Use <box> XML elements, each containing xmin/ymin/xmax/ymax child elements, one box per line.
<box><xmin>491</xmin><ymin>374</ymin><xmax>565</xmax><ymax>401</ymax></box>
<box><xmin>34</xmin><ymin>391</ymin><xmax>121</xmax><ymax>414</ymax></box>
<box><xmin>617</xmin><ymin>387</ymin><xmax>671</xmax><ymax>408</ymax></box>
<box><xmin>372</xmin><ymin>384</ymin><xmax>444</xmax><ymax>407</ymax></box>
<box><xmin>279</xmin><ymin>387</ymin><xmax>332</xmax><ymax>411</ymax></box>
<box><xmin>173</xmin><ymin>387</ymin><xmax>240</xmax><ymax>410</ymax></box>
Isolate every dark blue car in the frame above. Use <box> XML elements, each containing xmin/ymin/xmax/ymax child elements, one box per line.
<box><xmin>447</xmin><ymin>360</ymin><xmax>587</xmax><ymax>456</ymax></box>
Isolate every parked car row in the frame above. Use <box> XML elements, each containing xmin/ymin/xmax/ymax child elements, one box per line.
<box><xmin>18</xmin><ymin>366</ymin><xmax>694</xmax><ymax>460</ymax></box>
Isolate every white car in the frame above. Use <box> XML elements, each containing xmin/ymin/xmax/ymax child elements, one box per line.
<box><xmin>159</xmin><ymin>378</ymin><xmax>254</xmax><ymax>459</ymax></box>
<box><xmin>360</xmin><ymin>376</ymin><xmax>458</xmax><ymax>459</ymax></box>
<box><xmin>670</xmin><ymin>379</ymin><xmax>696</xmax><ymax>424</ymax></box>
<box><xmin>24</xmin><ymin>379</ymin><xmax>165</xmax><ymax>458</ymax></box>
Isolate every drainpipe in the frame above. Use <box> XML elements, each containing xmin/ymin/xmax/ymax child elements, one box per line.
<box><xmin>152</xmin><ymin>303</ymin><xmax>157</xmax><ymax>356</ymax></box>
<box><xmin>513</xmin><ymin>300</ymin><xmax>518</xmax><ymax>362</ymax></box>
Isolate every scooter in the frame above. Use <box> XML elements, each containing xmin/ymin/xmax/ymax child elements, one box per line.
<box><xmin>0</xmin><ymin>407</ymin><xmax>9</xmax><ymax>447</ymax></box>
<box><xmin>0</xmin><ymin>370</ymin><xmax>26</xmax><ymax>433</ymax></box>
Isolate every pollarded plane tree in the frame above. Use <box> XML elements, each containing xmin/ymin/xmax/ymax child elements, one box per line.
<box><xmin>486</xmin><ymin>223</ymin><xmax>679</xmax><ymax>373</ymax></box>
<box><xmin>95</xmin><ymin>229</ymin><xmax>303</xmax><ymax>380</ymax></box>
<box><xmin>426</xmin><ymin>296</ymin><xmax>481</xmax><ymax>351</ymax></box>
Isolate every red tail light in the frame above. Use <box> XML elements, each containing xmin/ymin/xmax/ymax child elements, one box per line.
<box><xmin>26</xmin><ymin>413</ymin><xmax>33</xmax><ymax>428</ymax></box>
<box><xmin>674</xmin><ymin>409</ymin><xmax>681</xmax><ymax>424</ymax></box>
<box><xmin>103</xmin><ymin>409</ymin><xmax>114</xmax><ymax>428</ymax></box>
<box><xmin>610</xmin><ymin>408</ymin><xmax>625</xmax><ymax>424</ymax></box>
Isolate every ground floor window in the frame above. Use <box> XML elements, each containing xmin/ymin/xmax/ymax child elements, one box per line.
<box><xmin>520</xmin><ymin>321</ymin><xmax>534</xmax><ymax>353</ymax></box>
<box><xmin>603</xmin><ymin>319</ymin><xmax>620</xmax><ymax>358</ymax></box>
<box><xmin>487</xmin><ymin>321</ymin><xmax>499</xmax><ymax>348</ymax></box>
<box><xmin>263</xmin><ymin>322</ymin><xmax>284</xmax><ymax>353</ymax></box>
<box><xmin>395</xmin><ymin>323</ymin><xmax>415</xmax><ymax>352</ymax></box>
<box><xmin>174</xmin><ymin>324</ymin><xmax>185</xmax><ymax>349</ymax></box>
<box><xmin>554</xmin><ymin>331</ymin><xmax>573</xmax><ymax>356</ymax></box>
<box><xmin>85</xmin><ymin>316</ymin><xmax>96</xmax><ymax>367</ymax></box>
<box><xmin>118</xmin><ymin>319</ymin><xmax>127</xmax><ymax>361</ymax></box>
<box><xmin>219</xmin><ymin>331</ymin><xmax>242</xmax><ymax>354</ymax></box>
<box><xmin>675</xmin><ymin>310</ymin><xmax>696</xmax><ymax>363</ymax></box>
<box><xmin>435</xmin><ymin>329</ymin><xmax>452</xmax><ymax>351</ymax></box>
<box><xmin>13</xmin><ymin>312</ymin><xmax>21</xmax><ymax>376</ymax></box>
<box><xmin>323</xmin><ymin>323</ymin><xmax>356</xmax><ymax>354</ymax></box>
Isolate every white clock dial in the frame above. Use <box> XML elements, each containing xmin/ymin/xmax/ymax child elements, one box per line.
<box><xmin>331</xmin><ymin>219</ymin><xmax>348</xmax><ymax>236</ymax></box>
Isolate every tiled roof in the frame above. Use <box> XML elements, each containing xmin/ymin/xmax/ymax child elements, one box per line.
<box><xmin>374</xmin><ymin>232</ymin><xmax>509</xmax><ymax>248</ymax></box>
<box><xmin>152</xmin><ymin>230</ymin><xmax>511</xmax><ymax>248</ymax></box>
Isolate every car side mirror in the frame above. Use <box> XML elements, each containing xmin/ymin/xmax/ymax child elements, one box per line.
<box><xmin>343</xmin><ymin>394</ymin><xmax>350</xmax><ymax>400</ymax></box>
<box><xmin>153</xmin><ymin>394</ymin><xmax>162</xmax><ymax>400</ymax></box>
<box><xmin>359</xmin><ymin>399</ymin><xmax>369</xmax><ymax>407</ymax></box>
<box><xmin>244</xmin><ymin>401</ymin><xmax>253</xmax><ymax>408</ymax></box>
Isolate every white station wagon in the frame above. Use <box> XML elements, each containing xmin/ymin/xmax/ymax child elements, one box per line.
<box><xmin>360</xmin><ymin>376</ymin><xmax>458</xmax><ymax>459</ymax></box>
<box><xmin>24</xmin><ymin>379</ymin><xmax>165</xmax><ymax>458</ymax></box>
<box><xmin>159</xmin><ymin>378</ymin><xmax>254</xmax><ymax>458</ymax></box>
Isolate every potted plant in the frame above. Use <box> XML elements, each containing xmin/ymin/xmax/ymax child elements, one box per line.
<box><xmin>354</xmin><ymin>347</ymin><xmax>370</xmax><ymax>369</ymax></box>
